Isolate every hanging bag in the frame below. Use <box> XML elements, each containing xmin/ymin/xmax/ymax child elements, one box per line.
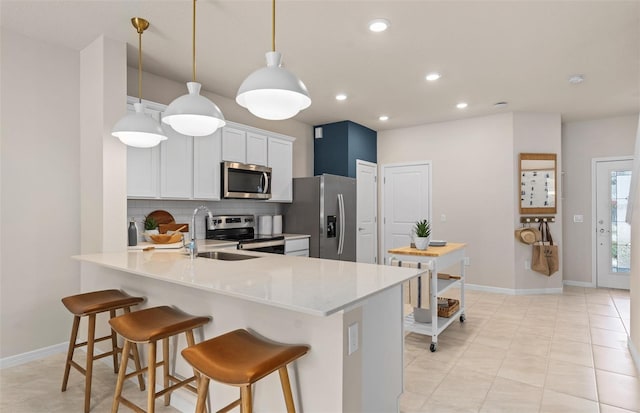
<box><xmin>531</xmin><ymin>221</ymin><xmax>559</xmax><ymax>276</ymax></box>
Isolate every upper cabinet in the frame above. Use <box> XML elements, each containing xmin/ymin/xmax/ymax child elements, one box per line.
<box><xmin>221</xmin><ymin>127</ymin><xmax>268</xmax><ymax>166</ymax></box>
<box><xmin>126</xmin><ymin>97</ymin><xmax>295</xmax><ymax>202</ymax></box>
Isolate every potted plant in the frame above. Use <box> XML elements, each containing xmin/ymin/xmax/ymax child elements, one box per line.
<box><xmin>413</xmin><ymin>219</ymin><xmax>431</xmax><ymax>250</ymax></box>
<box><xmin>143</xmin><ymin>216</ymin><xmax>159</xmax><ymax>242</ymax></box>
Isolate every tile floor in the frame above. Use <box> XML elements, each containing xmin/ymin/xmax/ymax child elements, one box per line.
<box><xmin>0</xmin><ymin>286</ymin><xmax>638</xmax><ymax>412</ymax></box>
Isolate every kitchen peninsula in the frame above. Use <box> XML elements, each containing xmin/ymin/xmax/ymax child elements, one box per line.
<box><xmin>75</xmin><ymin>248</ymin><xmax>425</xmax><ymax>412</ymax></box>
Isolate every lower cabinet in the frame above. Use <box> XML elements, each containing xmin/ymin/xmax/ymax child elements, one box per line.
<box><xmin>285</xmin><ymin>238</ymin><xmax>310</xmax><ymax>257</ymax></box>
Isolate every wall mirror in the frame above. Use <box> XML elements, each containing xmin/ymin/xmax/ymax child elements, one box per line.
<box><xmin>519</xmin><ymin>153</ymin><xmax>557</xmax><ymax>214</ymax></box>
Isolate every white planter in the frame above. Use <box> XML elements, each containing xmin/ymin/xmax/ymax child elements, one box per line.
<box><xmin>144</xmin><ymin>229</ymin><xmax>159</xmax><ymax>242</ymax></box>
<box><xmin>414</xmin><ymin>236</ymin><xmax>430</xmax><ymax>250</ymax></box>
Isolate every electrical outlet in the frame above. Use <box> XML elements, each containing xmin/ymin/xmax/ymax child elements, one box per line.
<box><xmin>573</xmin><ymin>215</ymin><xmax>584</xmax><ymax>223</ymax></box>
<box><xmin>348</xmin><ymin>322</ymin><xmax>359</xmax><ymax>355</ymax></box>
<box><xmin>441</xmin><ymin>214</ymin><xmax>447</xmax><ymax>222</ymax></box>
<box><xmin>525</xmin><ymin>260</ymin><xmax>531</xmax><ymax>270</ymax></box>
<box><xmin>464</xmin><ymin>257</ymin><xmax>470</xmax><ymax>266</ymax></box>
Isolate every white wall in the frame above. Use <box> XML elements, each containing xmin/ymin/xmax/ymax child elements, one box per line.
<box><xmin>127</xmin><ymin>68</ymin><xmax>314</xmax><ymax>178</ymax></box>
<box><xmin>378</xmin><ymin>113</ymin><xmax>517</xmax><ymax>289</ymax></box>
<box><xmin>513</xmin><ymin>113</ymin><xmax>563</xmax><ymax>291</ymax></box>
<box><xmin>629</xmin><ymin>117</ymin><xmax>639</xmax><ymax>367</ymax></box>
<box><xmin>0</xmin><ymin>29</ymin><xmax>81</xmax><ymax>357</ymax></box>
<box><xmin>562</xmin><ymin>115</ymin><xmax>638</xmax><ymax>284</ymax></box>
<box><xmin>378</xmin><ymin>112</ymin><xmax>564</xmax><ymax>292</ymax></box>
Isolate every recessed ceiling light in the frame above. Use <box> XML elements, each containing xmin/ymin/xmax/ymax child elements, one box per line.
<box><xmin>425</xmin><ymin>73</ymin><xmax>441</xmax><ymax>81</ymax></box>
<box><xmin>379</xmin><ymin>115</ymin><xmax>389</xmax><ymax>121</ymax></box>
<box><xmin>568</xmin><ymin>74</ymin><xmax>585</xmax><ymax>84</ymax></box>
<box><xmin>368</xmin><ymin>19</ymin><xmax>390</xmax><ymax>32</ymax></box>
<box><xmin>456</xmin><ymin>102</ymin><xmax>468</xmax><ymax>109</ymax></box>
<box><xmin>335</xmin><ymin>94</ymin><xmax>347</xmax><ymax>101</ymax></box>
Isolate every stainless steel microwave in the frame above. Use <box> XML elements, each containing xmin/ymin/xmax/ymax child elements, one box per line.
<box><xmin>221</xmin><ymin>161</ymin><xmax>272</xmax><ymax>199</ymax></box>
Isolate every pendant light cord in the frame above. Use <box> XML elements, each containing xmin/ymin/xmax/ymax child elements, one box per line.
<box><xmin>138</xmin><ymin>29</ymin><xmax>143</xmax><ymax>102</ymax></box>
<box><xmin>192</xmin><ymin>0</ymin><xmax>197</xmax><ymax>81</ymax></box>
<box><xmin>272</xmin><ymin>0</ymin><xmax>276</xmax><ymax>52</ymax></box>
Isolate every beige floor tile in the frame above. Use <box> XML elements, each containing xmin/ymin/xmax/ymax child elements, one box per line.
<box><xmin>554</xmin><ymin>324</ymin><xmax>592</xmax><ymax>344</ymax></box>
<box><xmin>586</xmin><ymin>293</ymin><xmax>614</xmax><ymax>305</ymax></box>
<box><xmin>592</xmin><ymin>345</ymin><xmax>637</xmax><ymax>377</ymax></box>
<box><xmin>404</xmin><ymin>364</ymin><xmax>446</xmax><ymax>397</ymax></box>
<box><xmin>539</xmin><ymin>389</ymin><xmax>599</xmax><ymax>413</ymax></box>
<box><xmin>587</xmin><ymin>303</ymin><xmax>620</xmax><ymax>317</ymax></box>
<box><xmin>591</xmin><ymin>327</ymin><xmax>630</xmax><ymax>350</ymax></box>
<box><xmin>472</xmin><ymin>329</ymin><xmax>515</xmax><ymax>350</ymax></box>
<box><xmin>555</xmin><ymin>310</ymin><xmax>590</xmax><ymax>326</ymax></box>
<box><xmin>509</xmin><ymin>333</ymin><xmax>552</xmax><ymax>357</ymax></box>
<box><xmin>596</xmin><ymin>369</ymin><xmax>640</xmax><ymax>412</ymax></box>
<box><xmin>399</xmin><ymin>390</ymin><xmax>430</xmax><ymax>413</ymax></box>
<box><xmin>549</xmin><ymin>338</ymin><xmax>594</xmax><ymax>367</ymax></box>
<box><xmin>479</xmin><ymin>376</ymin><xmax>542</xmax><ymax>413</ymax></box>
<box><xmin>497</xmin><ymin>351</ymin><xmax>548</xmax><ymax>387</ymax></box>
<box><xmin>599</xmin><ymin>403</ymin><xmax>639</xmax><ymax>413</ymax></box>
<box><xmin>455</xmin><ymin>342</ymin><xmax>507</xmax><ymax>376</ymax></box>
<box><xmin>427</xmin><ymin>369</ymin><xmax>494</xmax><ymax>412</ymax></box>
<box><xmin>562</xmin><ymin>285</ymin><xmax>586</xmax><ymax>295</ymax></box>
<box><xmin>590</xmin><ymin>314</ymin><xmax>627</xmax><ymax>333</ymax></box>
<box><xmin>545</xmin><ymin>359</ymin><xmax>598</xmax><ymax>401</ymax></box>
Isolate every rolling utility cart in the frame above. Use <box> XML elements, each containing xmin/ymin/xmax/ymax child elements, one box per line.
<box><xmin>388</xmin><ymin>243</ymin><xmax>467</xmax><ymax>352</ymax></box>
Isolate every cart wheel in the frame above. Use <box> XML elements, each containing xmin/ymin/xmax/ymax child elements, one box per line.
<box><xmin>460</xmin><ymin>314</ymin><xmax>466</xmax><ymax>323</ymax></box>
<box><xmin>430</xmin><ymin>343</ymin><xmax>437</xmax><ymax>352</ymax></box>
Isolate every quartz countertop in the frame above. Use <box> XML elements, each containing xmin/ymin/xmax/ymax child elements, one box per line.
<box><xmin>74</xmin><ymin>250</ymin><xmax>424</xmax><ymax>317</ymax></box>
<box><xmin>128</xmin><ymin>234</ymin><xmax>310</xmax><ymax>251</ymax></box>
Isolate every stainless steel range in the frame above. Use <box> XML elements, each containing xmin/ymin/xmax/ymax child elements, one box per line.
<box><xmin>205</xmin><ymin>215</ymin><xmax>285</xmax><ymax>254</ymax></box>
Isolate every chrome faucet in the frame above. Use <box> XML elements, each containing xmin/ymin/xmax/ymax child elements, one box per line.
<box><xmin>187</xmin><ymin>205</ymin><xmax>213</xmax><ymax>258</ymax></box>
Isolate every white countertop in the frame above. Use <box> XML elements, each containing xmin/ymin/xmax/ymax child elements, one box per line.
<box><xmin>128</xmin><ymin>234</ymin><xmax>310</xmax><ymax>251</ymax></box>
<box><xmin>74</xmin><ymin>250</ymin><xmax>424</xmax><ymax>317</ymax></box>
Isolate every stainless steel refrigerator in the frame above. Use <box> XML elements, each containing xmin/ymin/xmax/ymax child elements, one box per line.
<box><xmin>284</xmin><ymin>174</ymin><xmax>356</xmax><ymax>261</ymax></box>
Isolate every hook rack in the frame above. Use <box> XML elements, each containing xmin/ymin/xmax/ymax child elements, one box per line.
<box><xmin>520</xmin><ymin>216</ymin><xmax>555</xmax><ymax>224</ymax></box>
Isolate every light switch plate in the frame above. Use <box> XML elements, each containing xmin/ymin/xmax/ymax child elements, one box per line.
<box><xmin>573</xmin><ymin>215</ymin><xmax>584</xmax><ymax>223</ymax></box>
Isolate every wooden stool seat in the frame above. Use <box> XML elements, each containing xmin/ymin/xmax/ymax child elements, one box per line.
<box><xmin>61</xmin><ymin>289</ymin><xmax>145</xmax><ymax>413</ymax></box>
<box><xmin>181</xmin><ymin>329</ymin><xmax>309</xmax><ymax>413</ymax></box>
<box><xmin>109</xmin><ymin>306</ymin><xmax>211</xmax><ymax>413</ymax></box>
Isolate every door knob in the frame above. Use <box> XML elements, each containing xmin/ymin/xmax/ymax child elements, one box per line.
<box><xmin>600</xmin><ymin>228</ymin><xmax>605</xmax><ymax>233</ymax></box>
<box><xmin>358</xmin><ymin>227</ymin><xmax>365</xmax><ymax>231</ymax></box>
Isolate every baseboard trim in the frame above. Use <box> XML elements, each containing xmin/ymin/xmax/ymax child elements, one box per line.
<box><xmin>0</xmin><ymin>342</ymin><xmax>67</xmax><ymax>369</ymax></box>
<box><xmin>563</xmin><ymin>280</ymin><xmax>596</xmax><ymax>288</ymax></box>
<box><xmin>629</xmin><ymin>336</ymin><xmax>640</xmax><ymax>373</ymax></box>
<box><xmin>465</xmin><ymin>284</ymin><xmax>563</xmax><ymax>295</ymax></box>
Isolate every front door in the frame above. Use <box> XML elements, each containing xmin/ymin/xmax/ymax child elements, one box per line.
<box><xmin>381</xmin><ymin>162</ymin><xmax>431</xmax><ymax>264</ymax></box>
<box><xmin>595</xmin><ymin>158</ymin><xmax>633</xmax><ymax>289</ymax></box>
<box><xmin>356</xmin><ymin>160</ymin><xmax>377</xmax><ymax>263</ymax></box>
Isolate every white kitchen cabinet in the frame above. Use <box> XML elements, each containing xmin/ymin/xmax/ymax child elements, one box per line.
<box><xmin>222</xmin><ymin>127</ymin><xmax>268</xmax><ymax>166</ymax></box>
<box><xmin>285</xmin><ymin>237</ymin><xmax>309</xmax><ymax>256</ymax></box>
<box><xmin>267</xmin><ymin>137</ymin><xmax>293</xmax><ymax>202</ymax></box>
<box><xmin>246</xmin><ymin>132</ymin><xmax>268</xmax><ymax>165</ymax></box>
<box><xmin>193</xmin><ymin>130</ymin><xmax>222</xmax><ymax>200</ymax></box>
<box><xmin>126</xmin><ymin>102</ymin><xmax>162</xmax><ymax>198</ymax></box>
<box><xmin>160</xmin><ymin>128</ymin><xmax>193</xmax><ymax>198</ymax></box>
<box><xmin>221</xmin><ymin>127</ymin><xmax>247</xmax><ymax>163</ymax></box>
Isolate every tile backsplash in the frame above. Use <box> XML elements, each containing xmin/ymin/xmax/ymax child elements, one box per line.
<box><xmin>128</xmin><ymin>199</ymin><xmax>284</xmax><ymax>241</ymax></box>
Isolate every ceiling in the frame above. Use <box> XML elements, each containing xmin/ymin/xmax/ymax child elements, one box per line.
<box><xmin>2</xmin><ymin>1</ymin><xmax>639</xmax><ymax>131</ymax></box>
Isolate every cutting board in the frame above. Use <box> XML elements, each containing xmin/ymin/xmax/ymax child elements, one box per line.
<box><xmin>159</xmin><ymin>223</ymin><xmax>189</xmax><ymax>234</ymax></box>
<box><xmin>147</xmin><ymin>210</ymin><xmax>175</xmax><ymax>226</ymax></box>
<box><xmin>129</xmin><ymin>242</ymin><xmax>184</xmax><ymax>250</ymax></box>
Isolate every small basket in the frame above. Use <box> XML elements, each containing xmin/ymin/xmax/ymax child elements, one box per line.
<box><xmin>437</xmin><ymin>297</ymin><xmax>459</xmax><ymax>318</ymax></box>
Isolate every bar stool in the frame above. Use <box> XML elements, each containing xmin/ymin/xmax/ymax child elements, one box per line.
<box><xmin>109</xmin><ymin>305</ymin><xmax>211</xmax><ymax>413</ymax></box>
<box><xmin>61</xmin><ymin>289</ymin><xmax>145</xmax><ymax>413</ymax></box>
<box><xmin>181</xmin><ymin>329</ymin><xmax>310</xmax><ymax>413</ymax></box>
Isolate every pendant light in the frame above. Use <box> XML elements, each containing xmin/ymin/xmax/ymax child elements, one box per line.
<box><xmin>162</xmin><ymin>0</ymin><xmax>225</xmax><ymax>136</ymax></box>
<box><xmin>112</xmin><ymin>17</ymin><xmax>168</xmax><ymax>148</ymax></box>
<box><xmin>236</xmin><ymin>0</ymin><xmax>311</xmax><ymax>120</ymax></box>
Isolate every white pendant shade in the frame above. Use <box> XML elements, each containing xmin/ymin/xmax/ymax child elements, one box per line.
<box><xmin>112</xmin><ymin>102</ymin><xmax>168</xmax><ymax>148</ymax></box>
<box><xmin>162</xmin><ymin>82</ymin><xmax>226</xmax><ymax>136</ymax></box>
<box><xmin>236</xmin><ymin>51</ymin><xmax>311</xmax><ymax>121</ymax></box>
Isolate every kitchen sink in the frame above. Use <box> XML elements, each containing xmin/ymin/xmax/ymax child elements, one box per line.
<box><xmin>196</xmin><ymin>251</ymin><xmax>260</xmax><ymax>261</ymax></box>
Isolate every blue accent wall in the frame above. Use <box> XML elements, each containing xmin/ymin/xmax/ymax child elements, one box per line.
<box><xmin>313</xmin><ymin>120</ymin><xmax>377</xmax><ymax>178</ymax></box>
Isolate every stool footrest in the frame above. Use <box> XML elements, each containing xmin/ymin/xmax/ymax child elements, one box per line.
<box><xmin>217</xmin><ymin>398</ymin><xmax>241</xmax><ymax>413</ymax></box>
<box><xmin>118</xmin><ymin>396</ymin><xmax>146</xmax><ymax>413</ymax></box>
<box><xmin>156</xmin><ymin>375</ymin><xmax>198</xmax><ymax>398</ymax></box>
<box><xmin>73</xmin><ymin>333</ymin><xmax>113</xmax><ymax>349</ymax></box>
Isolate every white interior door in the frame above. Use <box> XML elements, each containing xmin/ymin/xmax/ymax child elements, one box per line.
<box><xmin>382</xmin><ymin>162</ymin><xmax>431</xmax><ymax>263</ymax></box>
<box><xmin>356</xmin><ymin>160</ymin><xmax>377</xmax><ymax>263</ymax></box>
<box><xmin>595</xmin><ymin>158</ymin><xmax>633</xmax><ymax>289</ymax></box>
